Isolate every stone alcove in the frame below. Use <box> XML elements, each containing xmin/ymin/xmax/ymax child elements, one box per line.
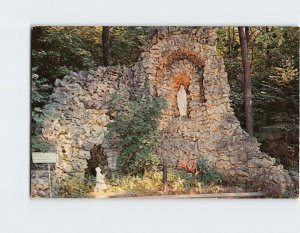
<box><xmin>39</xmin><ymin>27</ymin><xmax>295</xmax><ymax>196</ymax></box>
<box><xmin>172</xmin><ymin>72</ymin><xmax>191</xmax><ymax>118</ymax></box>
<box><xmin>85</xmin><ymin>144</ymin><xmax>108</xmax><ymax>177</ymax></box>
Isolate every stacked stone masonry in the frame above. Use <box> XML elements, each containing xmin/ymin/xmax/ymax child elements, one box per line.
<box><xmin>33</xmin><ymin>27</ymin><xmax>295</xmax><ymax>197</ymax></box>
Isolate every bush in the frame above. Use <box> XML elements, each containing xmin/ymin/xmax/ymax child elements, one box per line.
<box><xmin>57</xmin><ymin>175</ymin><xmax>96</xmax><ymax>198</ymax></box>
<box><xmin>178</xmin><ymin>170</ymin><xmax>199</xmax><ymax>190</ymax></box>
<box><xmin>107</xmin><ymin>78</ymin><xmax>167</xmax><ymax>175</ymax></box>
<box><xmin>178</xmin><ymin>158</ymin><xmax>221</xmax><ymax>186</ymax></box>
<box><xmin>281</xmin><ymin>188</ymin><xmax>298</xmax><ymax>198</ymax></box>
<box><xmin>196</xmin><ymin>158</ymin><xmax>221</xmax><ymax>185</ymax></box>
<box><xmin>200</xmin><ymin>168</ymin><xmax>221</xmax><ymax>185</ymax></box>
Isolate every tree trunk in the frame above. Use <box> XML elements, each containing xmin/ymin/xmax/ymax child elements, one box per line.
<box><xmin>245</xmin><ymin>27</ymin><xmax>252</xmax><ymax>70</ymax></box>
<box><xmin>228</xmin><ymin>27</ymin><xmax>232</xmax><ymax>59</ymax></box>
<box><xmin>265</xmin><ymin>26</ymin><xmax>271</xmax><ymax>68</ymax></box>
<box><xmin>238</xmin><ymin>26</ymin><xmax>253</xmax><ymax>136</ymax></box>
<box><xmin>102</xmin><ymin>26</ymin><xmax>110</xmax><ymax>66</ymax></box>
<box><xmin>245</xmin><ymin>26</ymin><xmax>250</xmax><ymax>44</ymax></box>
<box><xmin>250</xmin><ymin>28</ymin><xmax>255</xmax><ymax>64</ymax></box>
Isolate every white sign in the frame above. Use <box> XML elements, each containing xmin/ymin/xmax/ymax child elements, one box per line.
<box><xmin>32</xmin><ymin>152</ymin><xmax>57</xmax><ymax>164</ymax></box>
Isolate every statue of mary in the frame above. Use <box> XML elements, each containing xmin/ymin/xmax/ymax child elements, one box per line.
<box><xmin>177</xmin><ymin>85</ymin><xmax>187</xmax><ymax>117</ymax></box>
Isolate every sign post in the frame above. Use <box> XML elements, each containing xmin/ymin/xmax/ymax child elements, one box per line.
<box><xmin>162</xmin><ymin>160</ymin><xmax>167</xmax><ymax>194</ymax></box>
<box><xmin>32</xmin><ymin>152</ymin><xmax>57</xmax><ymax>197</ymax></box>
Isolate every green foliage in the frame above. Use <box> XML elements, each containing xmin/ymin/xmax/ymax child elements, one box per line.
<box><xmin>270</xmin><ymin>59</ymin><xmax>298</xmax><ymax>84</ymax></box>
<box><xmin>109</xmin><ymin>26</ymin><xmax>150</xmax><ymax>66</ymax></box>
<box><xmin>31</xmin><ymin>135</ymin><xmax>54</xmax><ymax>152</ymax></box>
<box><xmin>178</xmin><ymin>158</ymin><xmax>221</xmax><ymax>186</ymax></box>
<box><xmin>196</xmin><ymin>158</ymin><xmax>221</xmax><ymax>185</ymax></box>
<box><xmin>32</xmin><ymin>27</ymin><xmax>100</xmax><ymax>77</ymax></box>
<box><xmin>107</xmin><ymin>78</ymin><xmax>167</xmax><ymax>175</ymax></box>
<box><xmin>108</xmin><ymin>169</ymin><xmax>225</xmax><ymax>196</ymax></box>
<box><xmin>57</xmin><ymin>175</ymin><xmax>96</xmax><ymax>198</ymax></box>
<box><xmin>109</xmin><ymin>171</ymin><xmax>163</xmax><ymax>193</ymax></box>
<box><xmin>178</xmin><ymin>171</ymin><xmax>199</xmax><ymax>190</ymax></box>
<box><xmin>216</xmin><ymin>26</ymin><xmax>299</xmax><ymax>169</ymax></box>
<box><xmin>31</xmin><ymin>27</ymin><xmax>101</xmax><ymax>141</ymax></box>
<box><xmin>31</xmin><ymin>26</ymin><xmax>148</xmax><ymax>142</ymax></box>
<box><xmin>200</xmin><ymin>168</ymin><xmax>221</xmax><ymax>185</ymax></box>
<box><xmin>196</xmin><ymin>158</ymin><xmax>206</xmax><ymax>171</ymax></box>
<box><xmin>31</xmin><ymin>26</ymin><xmax>148</xmax><ymax>85</ymax></box>
<box><xmin>281</xmin><ymin>189</ymin><xmax>298</xmax><ymax>199</ymax></box>
<box><xmin>108</xmin><ymin>171</ymin><xmax>185</xmax><ymax>195</ymax></box>
<box><xmin>31</xmin><ymin>72</ymin><xmax>51</xmax><ymax>135</ymax></box>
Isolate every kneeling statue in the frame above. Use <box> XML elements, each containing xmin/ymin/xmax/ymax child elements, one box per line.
<box><xmin>94</xmin><ymin>167</ymin><xmax>108</xmax><ymax>193</ymax></box>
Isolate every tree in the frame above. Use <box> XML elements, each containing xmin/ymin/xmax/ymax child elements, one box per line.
<box><xmin>245</xmin><ymin>26</ymin><xmax>250</xmax><ymax>43</ymax></box>
<box><xmin>228</xmin><ymin>27</ymin><xmax>232</xmax><ymax>59</ymax></box>
<box><xmin>31</xmin><ymin>26</ymin><xmax>101</xmax><ymax>140</ymax></box>
<box><xmin>31</xmin><ymin>26</ymin><xmax>148</xmax><ymax>139</ymax></box>
<box><xmin>238</xmin><ymin>26</ymin><xmax>254</xmax><ymax>136</ymax></box>
<box><xmin>102</xmin><ymin>26</ymin><xmax>110</xmax><ymax>66</ymax></box>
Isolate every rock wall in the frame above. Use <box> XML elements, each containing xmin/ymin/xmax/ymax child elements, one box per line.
<box><xmin>133</xmin><ymin>27</ymin><xmax>294</xmax><ymax>196</ymax></box>
<box><xmin>36</xmin><ymin>27</ymin><xmax>295</xmax><ymax>197</ymax></box>
<box><xmin>41</xmin><ymin>67</ymin><xmax>132</xmax><ymax>183</ymax></box>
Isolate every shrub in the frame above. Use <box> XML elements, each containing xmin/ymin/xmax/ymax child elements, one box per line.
<box><xmin>177</xmin><ymin>158</ymin><xmax>221</xmax><ymax>186</ymax></box>
<box><xmin>107</xmin><ymin>78</ymin><xmax>167</xmax><ymax>175</ymax></box>
<box><xmin>178</xmin><ymin>170</ymin><xmax>199</xmax><ymax>190</ymax></box>
<box><xmin>281</xmin><ymin>188</ymin><xmax>298</xmax><ymax>198</ymax></box>
<box><xmin>200</xmin><ymin>168</ymin><xmax>221</xmax><ymax>185</ymax></box>
<box><xmin>57</xmin><ymin>175</ymin><xmax>96</xmax><ymax>198</ymax></box>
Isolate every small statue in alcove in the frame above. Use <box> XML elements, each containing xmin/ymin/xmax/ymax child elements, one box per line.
<box><xmin>94</xmin><ymin>167</ymin><xmax>108</xmax><ymax>193</ymax></box>
<box><xmin>177</xmin><ymin>85</ymin><xmax>188</xmax><ymax>118</ymax></box>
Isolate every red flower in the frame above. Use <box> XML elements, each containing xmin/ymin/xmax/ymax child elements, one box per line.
<box><xmin>178</xmin><ymin>160</ymin><xmax>197</xmax><ymax>174</ymax></box>
<box><xmin>187</xmin><ymin>160</ymin><xmax>196</xmax><ymax>174</ymax></box>
<box><xmin>178</xmin><ymin>160</ymin><xmax>187</xmax><ymax>170</ymax></box>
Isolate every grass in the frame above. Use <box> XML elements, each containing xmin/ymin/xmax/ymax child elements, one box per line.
<box><xmin>100</xmin><ymin>171</ymin><xmax>234</xmax><ymax>197</ymax></box>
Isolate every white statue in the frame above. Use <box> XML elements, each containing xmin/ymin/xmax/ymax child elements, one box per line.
<box><xmin>94</xmin><ymin>167</ymin><xmax>108</xmax><ymax>193</ymax></box>
<box><xmin>177</xmin><ymin>85</ymin><xmax>187</xmax><ymax>117</ymax></box>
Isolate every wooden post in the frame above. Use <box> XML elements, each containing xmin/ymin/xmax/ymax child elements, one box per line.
<box><xmin>162</xmin><ymin>160</ymin><xmax>167</xmax><ymax>194</ymax></box>
<box><xmin>48</xmin><ymin>164</ymin><xmax>52</xmax><ymax>198</ymax></box>
<box><xmin>32</xmin><ymin>153</ymin><xmax>56</xmax><ymax>198</ymax></box>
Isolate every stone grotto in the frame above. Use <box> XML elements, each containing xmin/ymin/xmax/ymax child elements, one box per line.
<box><xmin>31</xmin><ymin>27</ymin><xmax>296</xmax><ymax>198</ymax></box>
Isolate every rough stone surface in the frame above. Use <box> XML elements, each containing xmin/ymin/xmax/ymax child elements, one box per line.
<box><xmin>33</xmin><ymin>27</ymin><xmax>295</xmax><ymax>197</ymax></box>
<box><xmin>39</xmin><ymin>66</ymin><xmax>131</xmax><ymax>189</ymax></box>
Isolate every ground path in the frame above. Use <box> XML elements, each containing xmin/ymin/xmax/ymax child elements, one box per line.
<box><xmin>93</xmin><ymin>191</ymin><xmax>266</xmax><ymax>199</ymax></box>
